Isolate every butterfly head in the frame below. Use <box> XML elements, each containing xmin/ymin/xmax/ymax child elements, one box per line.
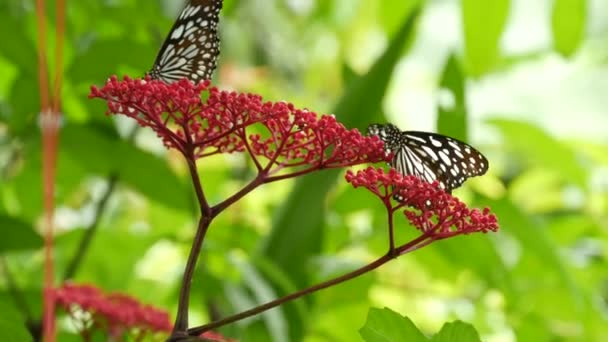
<box><xmin>367</xmin><ymin>123</ymin><xmax>402</xmax><ymax>153</ymax></box>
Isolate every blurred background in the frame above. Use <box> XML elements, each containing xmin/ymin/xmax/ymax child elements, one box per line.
<box><xmin>1</xmin><ymin>0</ymin><xmax>607</xmax><ymax>341</ymax></box>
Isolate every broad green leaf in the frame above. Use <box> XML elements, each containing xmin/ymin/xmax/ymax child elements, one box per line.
<box><xmin>0</xmin><ymin>215</ymin><xmax>43</xmax><ymax>252</ymax></box>
<box><xmin>259</xmin><ymin>9</ymin><xmax>420</xmax><ymax>340</ymax></box>
<box><xmin>551</xmin><ymin>0</ymin><xmax>586</xmax><ymax>56</ymax></box>
<box><xmin>67</xmin><ymin>39</ymin><xmax>155</xmax><ymax>84</ymax></box>
<box><xmin>55</xmin><ymin>227</ymin><xmax>157</xmax><ymax>288</ymax></box>
<box><xmin>7</xmin><ymin>76</ymin><xmax>39</xmax><ymax>134</ymax></box>
<box><xmin>0</xmin><ymin>11</ymin><xmax>37</xmax><ymax>76</ymax></box>
<box><xmin>461</xmin><ymin>0</ymin><xmax>509</xmax><ymax>76</ymax></box>
<box><xmin>261</xmin><ymin>4</ymin><xmax>420</xmax><ymax>283</ymax></box>
<box><xmin>483</xmin><ymin>198</ymin><xmax>586</xmax><ymax>313</ymax></box>
<box><xmin>0</xmin><ymin>302</ymin><xmax>32</xmax><ymax>342</ymax></box>
<box><xmin>431</xmin><ymin>321</ymin><xmax>481</xmax><ymax>342</ymax></box>
<box><xmin>487</xmin><ymin>119</ymin><xmax>587</xmax><ymax>188</ymax></box>
<box><xmin>232</xmin><ymin>257</ymin><xmax>288</xmax><ymax>342</ymax></box>
<box><xmin>61</xmin><ymin>124</ymin><xmax>190</xmax><ymax>210</ymax></box>
<box><xmin>359</xmin><ymin>307</ymin><xmax>427</xmax><ymax>342</ymax></box>
<box><xmin>437</xmin><ymin>55</ymin><xmax>467</xmax><ymax>141</ymax></box>
<box><xmin>423</xmin><ymin>231</ymin><xmax>515</xmax><ymax>297</ymax></box>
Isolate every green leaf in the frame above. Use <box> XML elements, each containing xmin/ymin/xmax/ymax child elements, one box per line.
<box><xmin>485</xmin><ymin>198</ymin><xmax>586</xmax><ymax>312</ymax></box>
<box><xmin>487</xmin><ymin>119</ymin><xmax>587</xmax><ymax>188</ymax></box>
<box><xmin>431</xmin><ymin>321</ymin><xmax>481</xmax><ymax>342</ymax></box>
<box><xmin>67</xmin><ymin>39</ymin><xmax>156</xmax><ymax>84</ymax></box>
<box><xmin>259</xmin><ymin>8</ymin><xmax>420</xmax><ymax>340</ymax></box>
<box><xmin>461</xmin><ymin>0</ymin><xmax>509</xmax><ymax>76</ymax></box>
<box><xmin>61</xmin><ymin>124</ymin><xmax>189</xmax><ymax>210</ymax></box>
<box><xmin>0</xmin><ymin>215</ymin><xmax>43</xmax><ymax>252</ymax></box>
<box><xmin>551</xmin><ymin>0</ymin><xmax>586</xmax><ymax>56</ymax></box>
<box><xmin>0</xmin><ymin>301</ymin><xmax>33</xmax><ymax>342</ymax></box>
<box><xmin>232</xmin><ymin>257</ymin><xmax>288</xmax><ymax>342</ymax></box>
<box><xmin>261</xmin><ymin>4</ymin><xmax>420</xmax><ymax>284</ymax></box>
<box><xmin>437</xmin><ymin>55</ymin><xmax>467</xmax><ymax>141</ymax></box>
<box><xmin>6</xmin><ymin>76</ymin><xmax>39</xmax><ymax>134</ymax></box>
<box><xmin>359</xmin><ymin>307</ymin><xmax>427</xmax><ymax>342</ymax></box>
<box><xmin>0</xmin><ymin>11</ymin><xmax>37</xmax><ymax>76</ymax></box>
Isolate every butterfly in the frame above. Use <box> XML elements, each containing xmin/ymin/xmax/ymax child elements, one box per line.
<box><xmin>149</xmin><ymin>0</ymin><xmax>223</xmax><ymax>83</ymax></box>
<box><xmin>367</xmin><ymin>123</ymin><xmax>489</xmax><ymax>193</ymax></box>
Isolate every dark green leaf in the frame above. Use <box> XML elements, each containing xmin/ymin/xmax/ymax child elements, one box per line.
<box><xmin>0</xmin><ymin>215</ymin><xmax>43</xmax><ymax>252</ymax></box>
<box><xmin>61</xmin><ymin>124</ymin><xmax>189</xmax><ymax>210</ymax></box>
<box><xmin>0</xmin><ymin>11</ymin><xmax>37</xmax><ymax>76</ymax></box>
<box><xmin>0</xmin><ymin>301</ymin><xmax>33</xmax><ymax>342</ymax></box>
<box><xmin>359</xmin><ymin>307</ymin><xmax>427</xmax><ymax>342</ymax></box>
<box><xmin>67</xmin><ymin>39</ymin><xmax>156</xmax><ymax>84</ymax></box>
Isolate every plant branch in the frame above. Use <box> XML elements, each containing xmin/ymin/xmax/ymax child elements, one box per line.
<box><xmin>171</xmin><ymin>147</ymin><xmax>215</xmax><ymax>336</ymax></box>
<box><xmin>211</xmin><ymin>173</ymin><xmax>266</xmax><ymax>214</ymax></box>
<box><xmin>185</xmin><ymin>150</ymin><xmax>211</xmax><ymax>216</ymax></box>
<box><xmin>187</xmin><ymin>231</ymin><xmax>437</xmax><ymax>336</ymax></box>
<box><xmin>387</xmin><ymin>209</ymin><xmax>396</xmax><ymax>253</ymax></box>
<box><xmin>62</xmin><ymin>173</ymin><xmax>118</xmax><ymax>280</ymax></box>
<box><xmin>172</xmin><ymin>215</ymin><xmax>213</xmax><ymax>334</ymax></box>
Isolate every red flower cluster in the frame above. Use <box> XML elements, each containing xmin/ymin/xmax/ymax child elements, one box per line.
<box><xmin>54</xmin><ymin>283</ymin><xmax>235</xmax><ymax>341</ymax></box>
<box><xmin>90</xmin><ymin>76</ymin><xmax>387</xmax><ymax>173</ymax></box>
<box><xmin>54</xmin><ymin>283</ymin><xmax>172</xmax><ymax>338</ymax></box>
<box><xmin>345</xmin><ymin>167</ymin><xmax>498</xmax><ymax>238</ymax></box>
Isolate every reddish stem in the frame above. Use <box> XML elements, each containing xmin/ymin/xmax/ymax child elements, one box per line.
<box><xmin>171</xmin><ymin>149</ymin><xmax>213</xmax><ymax>335</ymax></box>
<box><xmin>187</xmin><ymin>231</ymin><xmax>437</xmax><ymax>336</ymax></box>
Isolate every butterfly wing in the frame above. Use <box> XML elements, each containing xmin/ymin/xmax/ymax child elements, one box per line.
<box><xmin>368</xmin><ymin>124</ymin><xmax>489</xmax><ymax>192</ymax></box>
<box><xmin>149</xmin><ymin>0</ymin><xmax>222</xmax><ymax>83</ymax></box>
<box><xmin>398</xmin><ymin>131</ymin><xmax>488</xmax><ymax>191</ymax></box>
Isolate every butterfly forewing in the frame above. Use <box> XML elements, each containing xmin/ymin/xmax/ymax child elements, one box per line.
<box><xmin>149</xmin><ymin>0</ymin><xmax>222</xmax><ymax>83</ymax></box>
<box><xmin>367</xmin><ymin>124</ymin><xmax>489</xmax><ymax>192</ymax></box>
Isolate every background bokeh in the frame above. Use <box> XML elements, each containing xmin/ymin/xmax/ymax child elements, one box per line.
<box><xmin>1</xmin><ymin>0</ymin><xmax>607</xmax><ymax>341</ymax></box>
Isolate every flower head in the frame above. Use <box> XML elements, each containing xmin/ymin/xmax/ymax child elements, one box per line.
<box><xmin>90</xmin><ymin>76</ymin><xmax>387</xmax><ymax>173</ymax></box>
<box><xmin>54</xmin><ymin>283</ymin><xmax>235</xmax><ymax>341</ymax></box>
<box><xmin>54</xmin><ymin>283</ymin><xmax>172</xmax><ymax>337</ymax></box>
<box><xmin>345</xmin><ymin>167</ymin><xmax>498</xmax><ymax>238</ymax></box>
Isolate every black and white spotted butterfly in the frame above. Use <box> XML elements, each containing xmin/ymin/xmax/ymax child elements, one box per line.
<box><xmin>367</xmin><ymin>123</ymin><xmax>488</xmax><ymax>193</ymax></box>
<box><xmin>149</xmin><ymin>0</ymin><xmax>222</xmax><ymax>83</ymax></box>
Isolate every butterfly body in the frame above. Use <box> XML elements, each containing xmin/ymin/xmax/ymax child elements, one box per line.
<box><xmin>367</xmin><ymin>123</ymin><xmax>488</xmax><ymax>192</ymax></box>
<box><xmin>149</xmin><ymin>0</ymin><xmax>222</xmax><ymax>83</ymax></box>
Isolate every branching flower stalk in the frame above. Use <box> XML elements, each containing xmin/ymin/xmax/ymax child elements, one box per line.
<box><xmin>90</xmin><ymin>76</ymin><xmax>388</xmax><ymax>339</ymax></box>
<box><xmin>187</xmin><ymin>167</ymin><xmax>498</xmax><ymax>336</ymax></box>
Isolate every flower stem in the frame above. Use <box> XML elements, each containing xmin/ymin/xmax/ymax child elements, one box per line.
<box><xmin>187</xmin><ymin>231</ymin><xmax>435</xmax><ymax>336</ymax></box>
<box><xmin>212</xmin><ymin>173</ymin><xmax>265</xmax><ymax>214</ymax></box>
<box><xmin>387</xmin><ymin>209</ymin><xmax>396</xmax><ymax>254</ymax></box>
<box><xmin>187</xmin><ymin>157</ymin><xmax>211</xmax><ymax>215</ymax></box>
<box><xmin>187</xmin><ymin>252</ymin><xmax>394</xmax><ymax>336</ymax></box>
<box><xmin>172</xmin><ymin>215</ymin><xmax>212</xmax><ymax>334</ymax></box>
<box><xmin>172</xmin><ymin>152</ymin><xmax>214</xmax><ymax>336</ymax></box>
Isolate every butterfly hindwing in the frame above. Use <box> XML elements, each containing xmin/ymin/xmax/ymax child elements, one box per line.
<box><xmin>150</xmin><ymin>0</ymin><xmax>222</xmax><ymax>83</ymax></box>
<box><xmin>368</xmin><ymin>124</ymin><xmax>488</xmax><ymax>192</ymax></box>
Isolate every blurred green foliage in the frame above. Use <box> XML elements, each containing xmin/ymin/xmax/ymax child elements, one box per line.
<box><xmin>1</xmin><ymin>0</ymin><xmax>607</xmax><ymax>341</ymax></box>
